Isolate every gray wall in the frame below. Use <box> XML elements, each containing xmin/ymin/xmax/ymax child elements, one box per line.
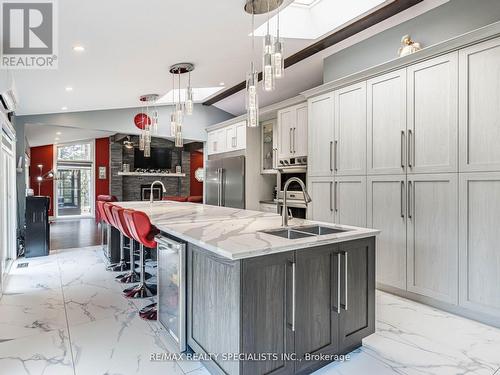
<box><xmin>15</xmin><ymin>104</ymin><xmax>234</xmax><ymax>143</ymax></box>
<box><xmin>323</xmin><ymin>0</ymin><xmax>500</xmax><ymax>82</ymax></box>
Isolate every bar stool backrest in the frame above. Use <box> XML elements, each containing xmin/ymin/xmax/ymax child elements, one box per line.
<box><xmin>111</xmin><ymin>205</ymin><xmax>132</xmax><ymax>238</ymax></box>
<box><xmin>124</xmin><ymin>210</ymin><xmax>158</xmax><ymax>248</ymax></box>
<box><xmin>103</xmin><ymin>202</ymin><xmax>116</xmax><ymax>227</ymax></box>
<box><xmin>96</xmin><ymin>201</ymin><xmax>107</xmax><ymax>224</ymax></box>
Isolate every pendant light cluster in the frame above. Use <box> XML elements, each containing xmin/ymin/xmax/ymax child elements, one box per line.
<box><xmin>169</xmin><ymin>63</ymin><xmax>195</xmax><ymax>148</ymax></box>
<box><xmin>245</xmin><ymin>0</ymin><xmax>285</xmax><ymax>128</ymax></box>
<box><xmin>138</xmin><ymin>94</ymin><xmax>159</xmax><ymax>157</ymax></box>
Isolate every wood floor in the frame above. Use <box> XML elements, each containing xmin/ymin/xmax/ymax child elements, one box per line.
<box><xmin>50</xmin><ymin>218</ymin><xmax>102</xmax><ymax>250</ymax></box>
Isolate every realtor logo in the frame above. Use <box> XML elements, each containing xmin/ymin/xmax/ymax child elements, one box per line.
<box><xmin>1</xmin><ymin>0</ymin><xmax>58</xmax><ymax>69</ymax></box>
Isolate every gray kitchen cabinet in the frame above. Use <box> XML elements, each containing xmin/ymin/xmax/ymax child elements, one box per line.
<box><xmin>188</xmin><ymin>238</ymin><xmax>376</xmax><ymax>375</ymax></box>
<box><xmin>407</xmin><ymin>174</ymin><xmax>459</xmax><ymax>305</ymax></box>
<box><xmin>367</xmin><ymin>175</ymin><xmax>407</xmax><ymax>290</ymax></box>
<box><xmin>334</xmin><ymin>176</ymin><xmax>367</xmax><ymax>227</ymax></box>
<box><xmin>294</xmin><ymin>246</ymin><xmax>340</xmax><ymax>374</ymax></box>
<box><xmin>407</xmin><ymin>52</ymin><xmax>458</xmax><ymax>174</ymax></box>
<box><xmin>459</xmin><ymin>172</ymin><xmax>500</xmax><ymax>318</ymax></box>
<box><xmin>241</xmin><ymin>251</ymin><xmax>295</xmax><ymax>375</ymax></box>
<box><xmin>307</xmin><ymin>177</ymin><xmax>335</xmax><ymax>223</ymax></box>
<box><xmin>308</xmin><ymin>92</ymin><xmax>334</xmax><ymax>177</ymax></box>
<box><xmin>367</xmin><ymin>69</ymin><xmax>407</xmax><ymax>175</ymax></box>
<box><xmin>338</xmin><ymin>238</ymin><xmax>375</xmax><ymax>354</ymax></box>
<box><xmin>277</xmin><ymin>103</ymin><xmax>308</xmax><ymax>162</ymax></box>
<box><xmin>334</xmin><ymin>82</ymin><xmax>367</xmax><ymax>176</ymax></box>
<box><xmin>459</xmin><ymin>37</ymin><xmax>500</xmax><ymax>172</ymax></box>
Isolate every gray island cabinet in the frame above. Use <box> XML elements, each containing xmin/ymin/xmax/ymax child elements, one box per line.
<box><xmin>187</xmin><ymin>237</ymin><xmax>375</xmax><ymax>375</ymax></box>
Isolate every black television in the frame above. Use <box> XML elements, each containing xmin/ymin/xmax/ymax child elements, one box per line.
<box><xmin>134</xmin><ymin>147</ymin><xmax>172</xmax><ymax>169</ymax></box>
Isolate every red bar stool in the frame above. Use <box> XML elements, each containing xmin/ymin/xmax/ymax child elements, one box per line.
<box><xmin>96</xmin><ymin>201</ymin><xmax>108</xmax><ymax>251</ymax></box>
<box><xmin>102</xmin><ymin>202</ymin><xmax>119</xmax><ymax>271</ymax></box>
<box><xmin>122</xmin><ymin>210</ymin><xmax>159</xmax><ymax>299</ymax></box>
<box><xmin>109</xmin><ymin>205</ymin><xmax>132</xmax><ymax>273</ymax></box>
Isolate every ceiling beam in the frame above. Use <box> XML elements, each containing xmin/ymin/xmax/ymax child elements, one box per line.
<box><xmin>203</xmin><ymin>0</ymin><xmax>423</xmax><ymax>106</ymax></box>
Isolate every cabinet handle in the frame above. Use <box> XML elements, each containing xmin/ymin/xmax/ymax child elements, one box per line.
<box><xmin>289</xmin><ymin>128</ymin><xmax>293</xmax><ymax>154</ymax></box>
<box><xmin>329</xmin><ymin>141</ymin><xmax>333</xmax><ymax>172</ymax></box>
<box><xmin>232</xmin><ymin>136</ymin><xmax>236</xmax><ymax>148</ymax></box>
<box><xmin>408</xmin><ymin>129</ymin><xmax>413</xmax><ymax>168</ymax></box>
<box><xmin>400</xmin><ymin>181</ymin><xmax>405</xmax><ymax>218</ymax></box>
<box><xmin>344</xmin><ymin>252</ymin><xmax>348</xmax><ymax>311</ymax></box>
<box><xmin>334</xmin><ymin>181</ymin><xmax>338</xmax><ymax>213</ymax></box>
<box><xmin>329</xmin><ymin>181</ymin><xmax>333</xmax><ymax>212</ymax></box>
<box><xmin>293</xmin><ymin>128</ymin><xmax>296</xmax><ymax>153</ymax></box>
<box><xmin>401</xmin><ymin>131</ymin><xmax>405</xmax><ymax>169</ymax></box>
<box><xmin>334</xmin><ymin>140</ymin><xmax>338</xmax><ymax>171</ymax></box>
<box><xmin>408</xmin><ymin>180</ymin><xmax>413</xmax><ymax>219</ymax></box>
<box><xmin>214</xmin><ymin>141</ymin><xmax>217</xmax><ymax>152</ymax></box>
<box><xmin>292</xmin><ymin>261</ymin><xmax>296</xmax><ymax>332</ymax></box>
<box><xmin>336</xmin><ymin>252</ymin><xmax>341</xmax><ymax>314</ymax></box>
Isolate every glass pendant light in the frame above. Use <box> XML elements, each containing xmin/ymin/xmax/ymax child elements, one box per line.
<box><xmin>262</xmin><ymin>0</ymin><xmax>275</xmax><ymax>91</ymax></box>
<box><xmin>246</xmin><ymin>6</ymin><xmax>259</xmax><ymax>127</ymax></box>
<box><xmin>273</xmin><ymin>8</ymin><xmax>284</xmax><ymax>79</ymax></box>
<box><xmin>175</xmin><ymin>72</ymin><xmax>183</xmax><ymax>147</ymax></box>
<box><xmin>185</xmin><ymin>71</ymin><xmax>194</xmax><ymax>115</ymax></box>
<box><xmin>170</xmin><ymin>74</ymin><xmax>176</xmax><ymax>137</ymax></box>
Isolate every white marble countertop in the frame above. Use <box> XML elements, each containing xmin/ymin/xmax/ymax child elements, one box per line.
<box><xmin>116</xmin><ymin>201</ymin><xmax>380</xmax><ymax>260</ymax></box>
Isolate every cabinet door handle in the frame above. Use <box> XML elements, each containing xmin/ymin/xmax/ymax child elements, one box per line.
<box><xmin>293</xmin><ymin>128</ymin><xmax>296</xmax><ymax>153</ymax></box>
<box><xmin>292</xmin><ymin>261</ymin><xmax>296</xmax><ymax>332</ymax></box>
<box><xmin>334</xmin><ymin>140</ymin><xmax>338</xmax><ymax>171</ymax></box>
<box><xmin>214</xmin><ymin>141</ymin><xmax>217</xmax><ymax>152</ymax></box>
<box><xmin>408</xmin><ymin>180</ymin><xmax>413</xmax><ymax>219</ymax></box>
<box><xmin>400</xmin><ymin>181</ymin><xmax>405</xmax><ymax>218</ymax></box>
<box><xmin>401</xmin><ymin>131</ymin><xmax>405</xmax><ymax>169</ymax></box>
<box><xmin>329</xmin><ymin>181</ymin><xmax>333</xmax><ymax>212</ymax></box>
<box><xmin>329</xmin><ymin>141</ymin><xmax>333</xmax><ymax>172</ymax></box>
<box><xmin>344</xmin><ymin>251</ymin><xmax>348</xmax><ymax>311</ymax></box>
<box><xmin>334</xmin><ymin>181</ymin><xmax>338</xmax><ymax>213</ymax></box>
<box><xmin>232</xmin><ymin>136</ymin><xmax>236</xmax><ymax>148</ymax></box>
<box><xmin>408</xmin><ymin>129</ymin><xmax>413</xmax><ymax>168</ymax></box>
<box><xmin>336</xmin><ymin>252</ymin><xmax>341</xmax><ymax>314</ymax></box>
<box><xmin>289</xmin><ymin>128</ymin><xmax>293</xmax><ymax>154</ymax></box>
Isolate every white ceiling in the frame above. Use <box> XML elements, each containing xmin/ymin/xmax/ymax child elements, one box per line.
<box><xmin>12</xmin><ymin>0</ymin><xmax>311</xmax><ymax>116</ymax></box>
<box><xmin>25</xmin><ymin>124</ymin><xmax>115</xmax><ymax>147</ymax></box>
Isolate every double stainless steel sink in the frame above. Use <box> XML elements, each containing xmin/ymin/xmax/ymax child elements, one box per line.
<box><xmin>260</xmin><ymin>225</ymin><xmax>349</xmax><ymax>239</ymax></box>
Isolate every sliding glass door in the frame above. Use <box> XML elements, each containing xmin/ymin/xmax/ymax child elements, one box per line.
<box><xmin>55</xmin><ymin>142</ymin><xmax>94</xmax><ymax>218</ymax></box>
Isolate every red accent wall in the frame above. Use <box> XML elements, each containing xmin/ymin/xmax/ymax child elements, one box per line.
<box><xmin>190</xmin><ymin>151</ymin><xmax>204</xmax><ymax>196</ymax></box>
<box><xmin>95</xmin><ymin>137</ymin><xmax>110</xmax><ymax>198</ymax></box>
<box><xmin>30</xmin><ymin>145</ymin><xmax>55</xmax><ymax>216</ymax></box>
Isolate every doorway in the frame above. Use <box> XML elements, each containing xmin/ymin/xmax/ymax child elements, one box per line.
<box><xmin>55</xmin><ymin>141</ymin><xmax>94</xmax><ymax>218</ymax></box>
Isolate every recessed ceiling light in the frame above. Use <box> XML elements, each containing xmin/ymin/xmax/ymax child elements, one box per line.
<box><xmin>73</xmin><ymin>45</ymin><xmax>85</xmax><ymax>52</ymax></box>
<box><xmin>157</xmin><ymin>87</ymin><xmax>225</xmax><ymax>105</ymax></box>
<box><xmin>56</xmin><ymin>131</ymin><xmax>62</xmax><ymax>135</ymax></box>
<box><xmin>219</xmin><ymin>82</ymin><xmax>225</xmax><ymax>86</ymax></box>
<box><xmin>61</xmin><ymin>106</ymin><xmax>68</xmax><ymax>111</ymax></box>
<box><xmin>65</xmin><ymin>87</ymin><xmax>73</xmax><ymax>92</ymax></box>
<box><xmin>55</xmin><ymin>137</ymin><xmax>60</xmax><ymax>141</ymax></box>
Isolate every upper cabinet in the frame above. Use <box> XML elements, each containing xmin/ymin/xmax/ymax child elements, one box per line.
<box><xmin>334</xmin><ymin>82</ymin><xmax>367</xmax><ymax>176</ymax></box>
<box><xmin>308</xmin><ymin>93</ymin><xmax>334</xmax><ymax>177</ymax></box>
<box><xmin>407</xmin><ymin>52</ymin><xmax>458</xmax><ymax>174</ymax></box>
<box><xmin>367</xmin><ymin>69</ymin><xmax>407</xmax><ymax>175</ymax></box>
<box><xmin>207</xmin><ymin>121</ymin><xmax>246</xmax><ymax>156</ymax></box>
<box><xmin>277</xmin><ymin>103</ymin><xmax>308</xmax><ymax>163</ymax></box>
<box><xmin>459</xmin><ymin>37</ymin><xmax>500</xmax><ymax>172</ymax></box>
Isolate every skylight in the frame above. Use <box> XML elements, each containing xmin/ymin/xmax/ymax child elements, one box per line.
<box><xmin>254</xmin><ymin>0</ymin><xmax>389</xmax><ymax>40</ymax></box>
<box><xmin>156</xmin><ymin>87</ymin><xmax>224</xmax><ymax>105</ymax></box>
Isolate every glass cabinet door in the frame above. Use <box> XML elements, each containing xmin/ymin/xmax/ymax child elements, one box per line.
<box><xmin>261</xmin><ymin>120</ymin><xmax>277</xmax><ymax>174</ymax></box>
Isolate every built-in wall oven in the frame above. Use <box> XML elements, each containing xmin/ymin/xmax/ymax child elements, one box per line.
<box><xmin>276</xmin><ymin>166</ymin><xmax>308</xmax><ymax>219</ymax></box>
<box><xmin>155</xmin><ymin>235</ymin><xmax>187</xmax><ymax>352</ymax></box>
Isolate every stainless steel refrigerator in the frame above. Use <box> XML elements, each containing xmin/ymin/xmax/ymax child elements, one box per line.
<box><xmin>205</xmin><ymin>155</ymin><xmax>245</xmax><ymax>209</ymax></box>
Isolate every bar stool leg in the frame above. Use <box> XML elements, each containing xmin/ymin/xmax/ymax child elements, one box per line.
<box><xmin>107</xmin><ymin>232</ymin><xmax>131</xmax><ymax>272</ymax></box>
<box><xmin>122</xmin><ymin>244</ymin><xmax>156</xmax><ymax>299</ymax></box>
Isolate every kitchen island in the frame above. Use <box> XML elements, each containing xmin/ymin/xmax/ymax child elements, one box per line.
<box><xmin>117</xmin><ymin>201</ymin><xmax>379</xmax><ymax>375</ymax></box>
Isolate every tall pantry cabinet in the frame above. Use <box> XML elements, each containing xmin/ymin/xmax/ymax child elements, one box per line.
<box><xmin>307</xmin><ymin>34</ymin><xmax>500</xmax><ymax>326</ymax></box>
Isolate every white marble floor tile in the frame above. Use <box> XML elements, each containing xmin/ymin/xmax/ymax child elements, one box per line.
<box><xmin>63</xmin><ymin>283</ymin><xmax>138</xmax><ymax>327</ymax></box>
<box><xmin>0</xmin><ymin>328</ymin><xmax>74</xmax><ymax>375</ymax></box>
<box><xmin>69</xmin><ymin>316</ymin><xmax>185</xmax><ymax>375</ymax></box>
<box><xmin>0</xmin><ymin>288</ymin><xmax>66</xmax><ymax>341</ymax></box>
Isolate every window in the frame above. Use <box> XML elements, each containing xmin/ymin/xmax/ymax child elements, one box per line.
<box><xmin>57</xmin><ymin>142</ymin><xmax>92</xmax><ymax>161</ymax></box>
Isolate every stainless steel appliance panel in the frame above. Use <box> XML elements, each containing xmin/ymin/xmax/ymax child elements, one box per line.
<box><xmin>205</xmin><ymin>159</ymin><xmax>222</xmax><ymax>206</ymax></box>
<box><xmin>157</xmin><ymin>235</ymin><xmax>187</xmax><ymax>352</ymax></box>
<box><xmin>221</xmin><ymin>156</ymin><xmax>245</xmax><ymax>209</ymax></box>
